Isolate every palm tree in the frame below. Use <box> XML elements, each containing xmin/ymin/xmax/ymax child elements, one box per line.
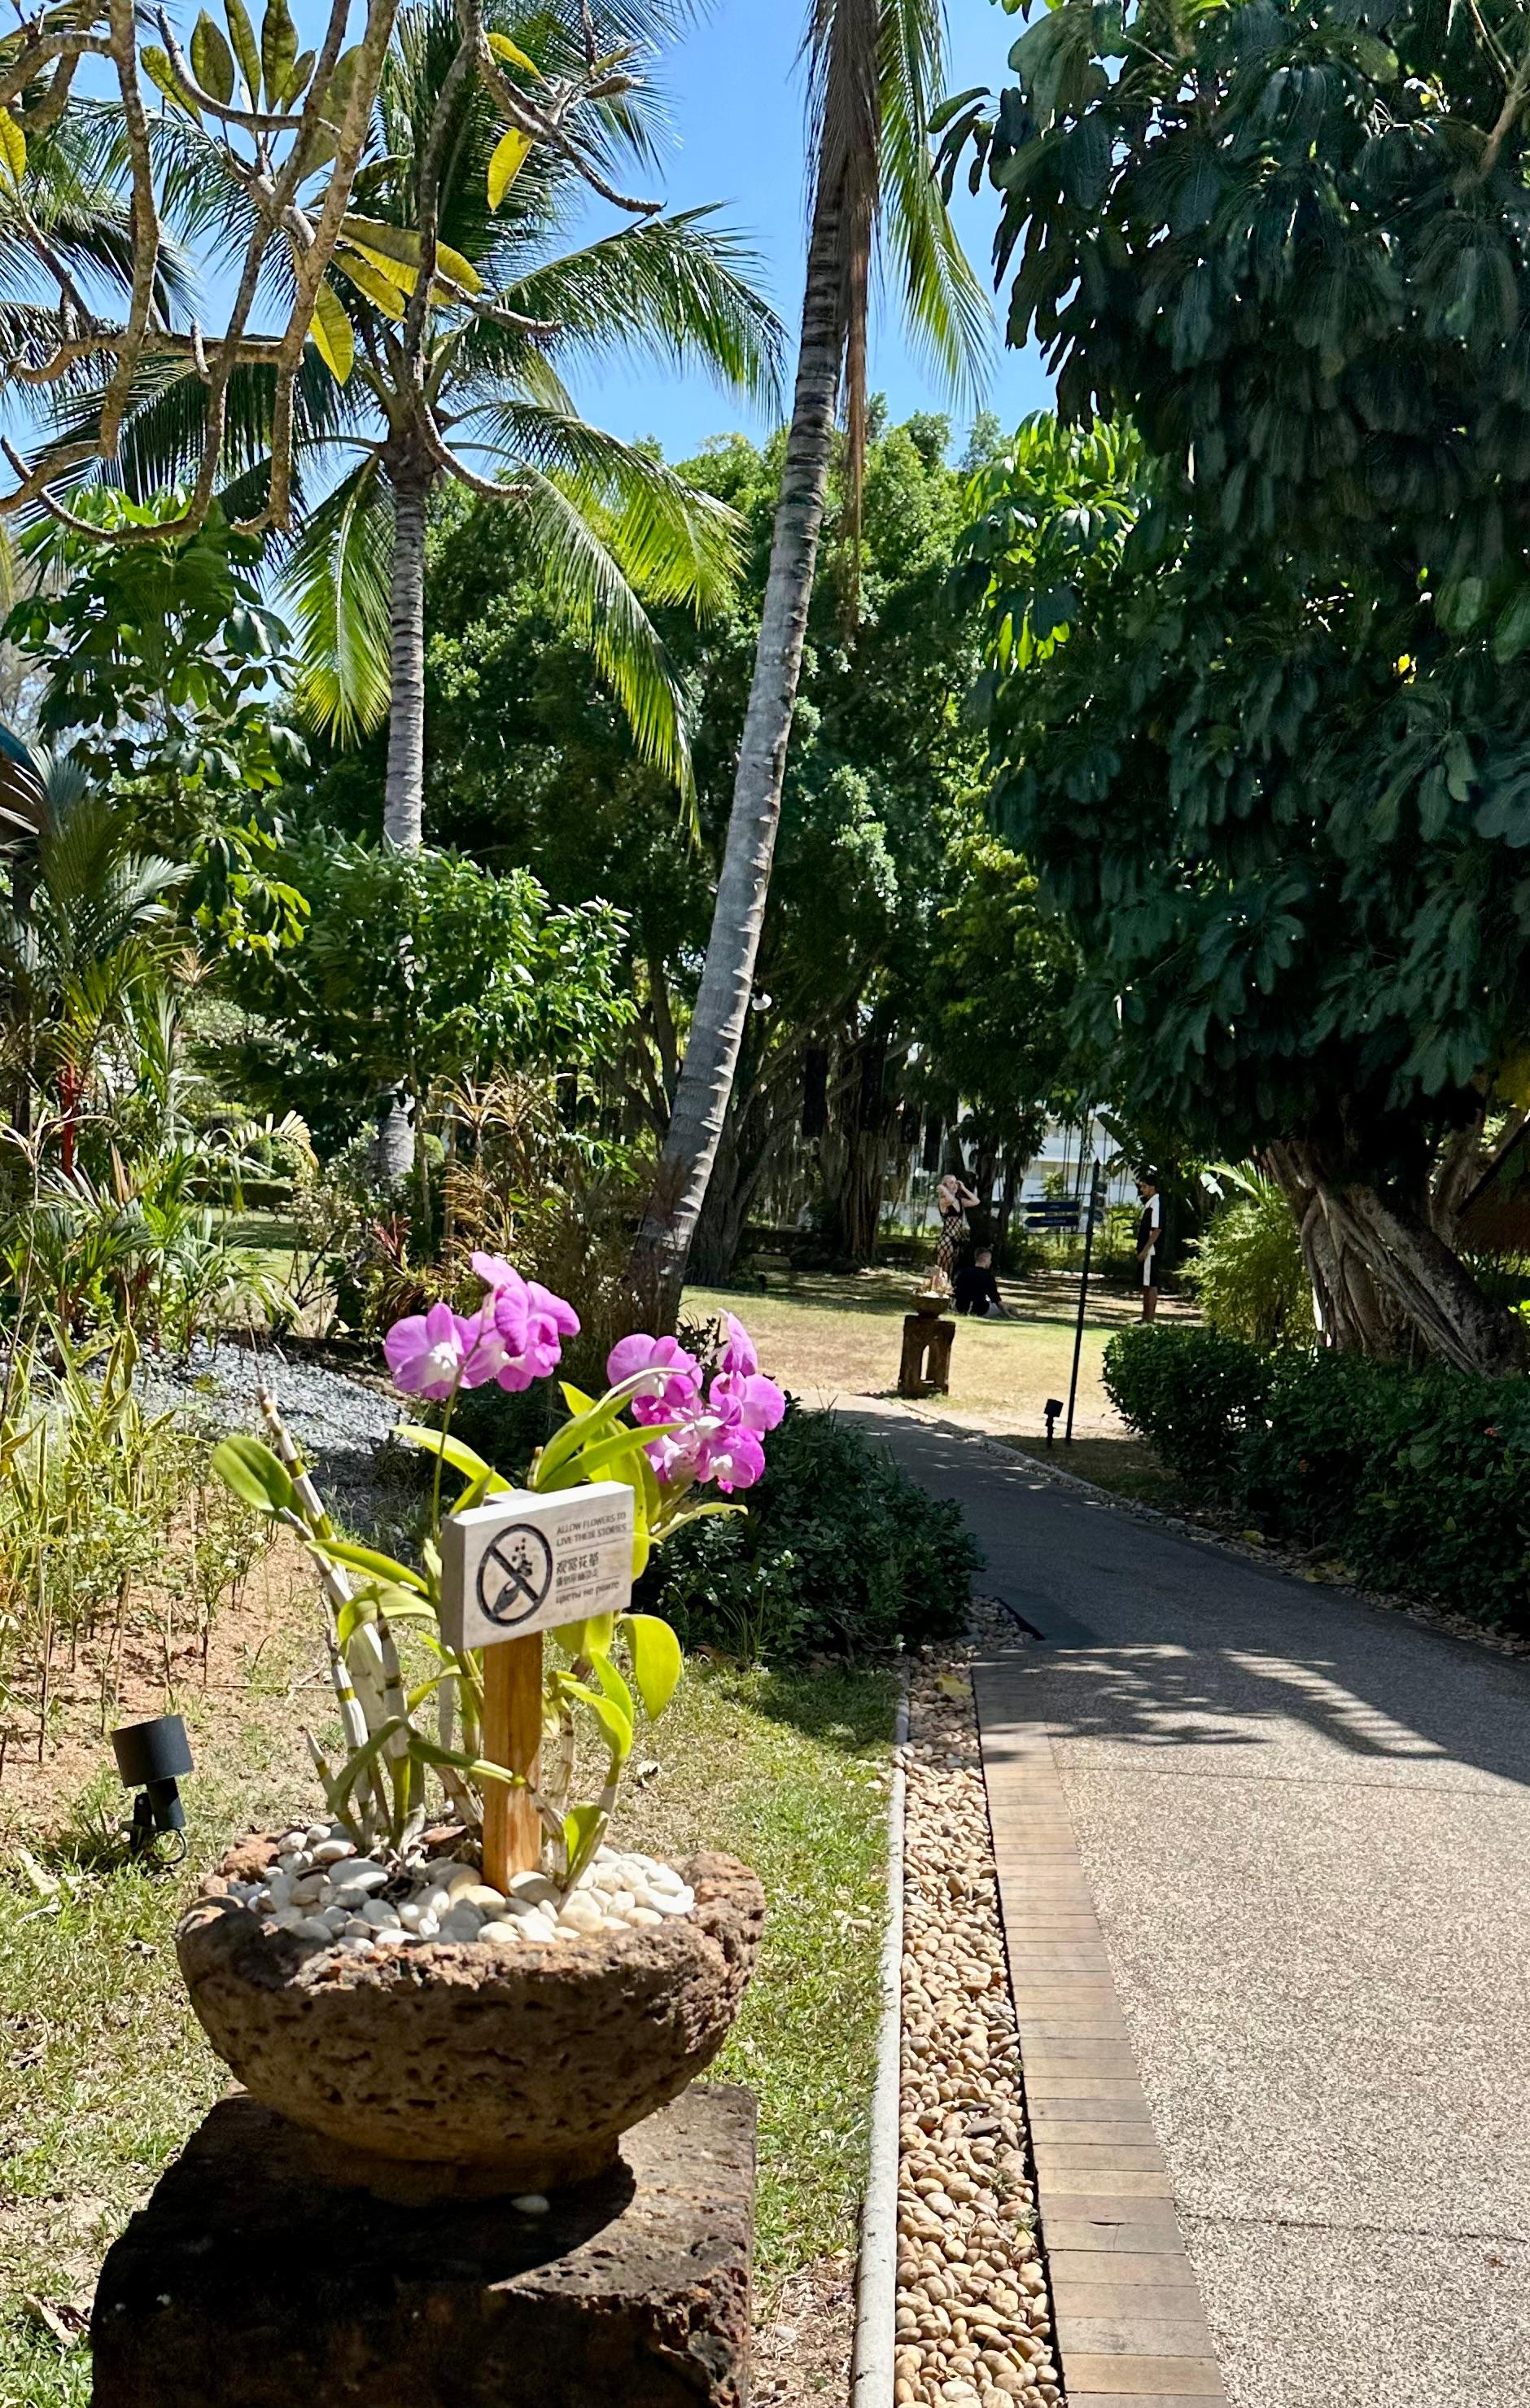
<box><xmin>286</xmin><ymin>0</ymin><xmax>782</xmax><ymax>852</ymax></box>
<box><xmin>85</xmin><ymin>0</ymin><xmax>780</xmax><ymax>1174</ymax></box>
<box><xmin>0</xmin><ymin>742</ymin><xmax>185</xmax><ymax>1173</ymax></box>
<box><xmin>632</xmin><ymin>0</ymin><xmax>988</xmax><ymax>1324</ymax></box>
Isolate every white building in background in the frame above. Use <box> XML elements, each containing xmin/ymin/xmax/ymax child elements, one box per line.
<box><xmin>894</xmin><ymin>1111</ymin><xmax>1137</xmax><ymax>1239</ymax></box>
<box><xmin>1020</xmin><ymin>1116</ymin><xmax>1139</xmax><ymax>1211</ymax></box>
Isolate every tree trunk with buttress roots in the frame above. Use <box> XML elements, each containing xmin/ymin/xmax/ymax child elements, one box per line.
<box><xmin>1266</xmin><ymin>1138</ymin><xmax>1528</xmax><ymax>1376</ymax></box>
<box><xmin>375</xmin><ymin>459</ymin><xmax>432</xmax><ymax>1186</ymax></box>
<box><xmin>628</xmin><ymin>193</ymin><xmax>846</xmax><ymax>1330</ymax></box>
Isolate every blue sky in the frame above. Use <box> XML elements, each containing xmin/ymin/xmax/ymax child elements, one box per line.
<box><xmin>570</xmin><ymin>0</ymin><xmax>1056</xmax><ymax>460</ymax></box>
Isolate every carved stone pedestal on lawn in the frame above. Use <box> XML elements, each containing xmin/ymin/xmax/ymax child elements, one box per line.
<box><xmin>898</xmin><ymin>1302</ymin><xmax>955</xmax><ymax>1397</ymax></box>
<box><xmin>91</xmin><ymin>2086</ymin><xmax>756</xmax><ymax>2408</ymax></box>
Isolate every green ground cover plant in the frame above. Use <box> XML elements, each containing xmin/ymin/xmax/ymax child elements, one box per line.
<box><xmin>1105</xmin><ymin>1325</ymin><xmax>1530</xmax><ymax>1633</ymax></box>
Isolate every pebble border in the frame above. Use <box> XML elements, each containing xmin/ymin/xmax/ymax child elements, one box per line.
<box><xmin>850</xmin><ymin>1673</ymin><xmax>909</xmax><ymax>2407</ymax></box>
<box><xmin>894</xmin><ymin>1648</ymin><xmax>1063</xmax><ymax>2408</ymax></box>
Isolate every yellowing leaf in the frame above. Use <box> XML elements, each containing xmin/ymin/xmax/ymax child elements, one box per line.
<box><xmin>335</xmin><ymin>244</ymin><xmax>409</xmax><ymax>317</ymax></box>
<box><xmin>935</xmin><ymin>1672</ymin><xmax>972</xmax><ymax>1701</ymax></box>
<box><xmin>340</xmin><ymin>212</ymin><xmax>483</xmax><ymax>295</ymax></box>
<box><xmin>225</xmin><ymin>0</ymin><xmax>261</xmax><ymax>103</ymax></box>
<box><xmin>487</xmin><ymin>124</ymin><xmax>532</xmax><ymax>208</ymax></box>
<box><xmin>190</xmin><ymin>11</ymin><xmax>234</xmax><ymax>103</ymax></box>
<box><xmin>0</xmin><ymin>111</ymin><xmax>24</xmax><ymax>186</ymax></box>
<box><xmin>310</xmin><ymin>281</ymin><xmax>354</xmax><ymax>383</ymax></box>
<box><xmin>623</xmin><ymin>1613</ymin><xmax>682</xmax><ymax>1720</ymax></box>
<box><xmin>141</xmin><ymin>45</ymin><xmax>201</xmax><ymax>116</ymax></box>
<box><xmin>487</xmin><ymin>30</ymin><xmax>539</xmax><ymax>72</ymax></box>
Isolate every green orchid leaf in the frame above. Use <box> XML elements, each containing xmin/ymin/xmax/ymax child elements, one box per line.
<box><xmin>391</xmin><ymin>1423</ymin><xmax>507</xmax><ymax>1490</ymax></box>
<box><xmin>540</xmin><ymin>1421</ymin><xmax>671</xmax><ymax>1492</ymax></box>
<box><xmin>552</xmin><ymin>1612</ymin><xmax>615</xmax><ymax>1659</ymax></box>
<box><xmin>621</xmin><ymin>1612</ymin><xmax>683</xmax><ymax>1719</ymax></box>
<box><xmin>562</xmin><ymin>1675</ymin><xmax>633</xmax><ymax>1767</ymax></box>
<box><xmin>591</xmin><ymin>1647</ymin><xmax>635</xmax><ymax>1730</ymax></box>
<box><xmin>211</xmin><ymin>1434</ymin><xmax>293</xmax><ymax>1516</ymax></box>
<box><xmin>409</xmin><ymin>1733</ymin><xmax>524</xmax><ymax>1788</ymax></box>
<box><xmin>313</xmin><ymin>1535</ymin><xmax>428</xmax><ymax>1594</ymax></box>
<box><xmin>562</xmin><ymin>1803</ymin><xmax>606</xmax><ymax>1887</ymax></box>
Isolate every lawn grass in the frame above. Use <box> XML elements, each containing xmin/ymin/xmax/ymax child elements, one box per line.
<box><xmin>999</xmin><ymin>1431</ymin><xmax>1190</xmax><ymax>1510</ymax></box>
<box><xmin>684</xmin><ymin>1269</ymin><xmax>1198</xmax><ymax>1444</ymax></box>
<box><xmin>0</xmin><ymin>1591</ymin><xmax>894</xmax><ymax>2401</ymax></box>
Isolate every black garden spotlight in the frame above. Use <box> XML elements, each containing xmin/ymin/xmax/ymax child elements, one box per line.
<box><xmin>111</xmin><ymin>1714</ymin><xmax>194</xmax><ymax>1863</ymax></box>
<box><xmin>1043</xmin><ymin>1399</ymin><xmax>1064</xmax><ymax>1450</ymax></box>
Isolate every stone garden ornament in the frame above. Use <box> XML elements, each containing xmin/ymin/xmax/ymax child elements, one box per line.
<box><xmin>177</xmin><ymin>1264</ymin><xmax>783</xmax><ymax>2189</ymax></box>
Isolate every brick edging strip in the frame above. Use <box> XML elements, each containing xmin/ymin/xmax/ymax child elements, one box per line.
<box><xmin>974</xmin><ymin>1657</ymin><xmax>1228</xmax><ymax>2406</ymax></box>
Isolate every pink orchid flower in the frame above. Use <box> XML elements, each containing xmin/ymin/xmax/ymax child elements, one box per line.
<box><xmin>383</xmin><ymin>1301</ymin><xmax>479</xmax><ymax>1402</ymax></box>
<box><xmin>720</xmin><ymin>1312</ymin><xmax>759</xmax><ymax>1377</ymax></box>
<box><xmin>699</xmin><ymin>1417</ymin><xmax>767</xmax><ymax>1493</ymax></box>
<box><xmin>462</xmin><ymin>1256</ymin><xmax>579</xmax><ymax>1390</ymax></box>
<box><xmin>487</xmin><ymin>1277</ymin><xmax>579</xmax><ymax>1391</ymax></box>
<box><xmin>710</xmin><ymin>1368</ymin><xmax>786</xmax><ymax>1433</ymax></box>
<box><xmin>607</xmin><ymin>1333</ymin><xmax>702</xmax><ymax>1425</ymax></box>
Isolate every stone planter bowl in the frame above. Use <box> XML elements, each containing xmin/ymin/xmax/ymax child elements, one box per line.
<box><xmin>176</xmin><ymin>1842</ymin><xmax>764</xmax><ymax>2196</ymax></box>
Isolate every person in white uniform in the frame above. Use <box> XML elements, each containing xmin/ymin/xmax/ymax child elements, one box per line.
<box><xmin>1135</xmin><ymin>1172</ymin><xmax>1162</xmax><ymax>1321</ymax></box>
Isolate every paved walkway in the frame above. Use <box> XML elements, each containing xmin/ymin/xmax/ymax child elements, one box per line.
<box><xmin>842</xmin><ymin>1404</ymin><xmax>1530</xmax><ymax>2408</ymax></box>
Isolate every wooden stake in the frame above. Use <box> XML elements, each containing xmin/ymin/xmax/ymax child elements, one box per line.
<box><xmin>481</xmin><ymin>1632</ymin><xmax>544</xmax><ymax>1889</ymax></box>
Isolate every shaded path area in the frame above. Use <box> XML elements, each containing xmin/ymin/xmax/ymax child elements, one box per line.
<box><xmin>843</xmin><ymin>1404</ymin><xmax>1530</xmax><ymax>2407</ymax></box>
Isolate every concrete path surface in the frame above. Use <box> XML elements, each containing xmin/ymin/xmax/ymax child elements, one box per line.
<box><xmin>842</xmin><ymin>1403</ymin><xmax>1530</xmax><ymax>2407</ymax></box>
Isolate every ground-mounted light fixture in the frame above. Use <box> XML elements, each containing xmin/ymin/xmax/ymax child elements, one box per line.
<box><xmin>1043</xmin><ymin>1399</ymin><xmax>1064</xmax><ymax>1450</ymax></box>
<box><xmin>111</xmin><ymin>1714</ymin><xmax>195</xmax><ymax>1864</ymax></box>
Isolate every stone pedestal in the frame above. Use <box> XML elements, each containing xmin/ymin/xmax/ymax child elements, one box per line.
<box><xmin>898</xmin><ymin>1311</ymin><xmax>955</xmax><ymax>1397</ymax></box>
<box><xmin>92</xmin><ymin>2085</ymin><xmax>756</xmax><ymax>2408</ymax></box>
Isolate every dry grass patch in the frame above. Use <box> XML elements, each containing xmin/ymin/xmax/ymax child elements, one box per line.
<box><xmin>685</xmin><ymin>1272</ymin><xmax>1196</xmax><ymax>1443</ymax></box>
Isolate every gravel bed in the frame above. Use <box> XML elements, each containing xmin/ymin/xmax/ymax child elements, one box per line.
<box><xmin>896</xmin><ymin>1639</ymin><xmax>1063</xmax><ymax>2408</ymax></box>
<box><xmin>136</xmin><ymin>1338</ymin><xmax>413</xmax><ymax>1537</ymax></box>
<box><xmin>225</xmin><ymin>1821</ymin><xmax>696</xmax><ymax>1956</ymax></box>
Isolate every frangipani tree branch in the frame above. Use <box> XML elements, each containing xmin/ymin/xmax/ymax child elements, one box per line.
<box><xmin>0</xmin><ymin>0</ymin><xmax>402</xmax><ymax>537</ymax></box>
<box><xmin>0</xmin><ymin>0</ymin><xmax>671</xmax><ymax>536</ymax></box>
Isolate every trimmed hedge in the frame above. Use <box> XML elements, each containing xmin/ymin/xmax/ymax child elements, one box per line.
<box><xmin>1104</xmin><ymin>1324</ymin><xmax>1530</xmax><ymax>1635</ymax></box>
<box><xmin>635</xmin><ymin>1403</ymin><xmax>981</xmax><ymax>1662</ymax></box>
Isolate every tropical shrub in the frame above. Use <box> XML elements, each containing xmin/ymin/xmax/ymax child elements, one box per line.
<box><xmin>1103</xmin><ymin>1325</ymin><xmax>1274</xmax><ymax>1481</ymax></box>
<box><xmin>639</xmin><ymin>1403</ymin><xmax>981</xmax><ymax>1662</ymax></box>
<box><xmin>1105</xmin><ymin>1325</ymin><xmax>1530</xmax><ymax>1635</ymax></box>
<box><xmin>1191</xmin><ymin>1180</ymin><xmax>1314</xmax><ymax>1350</ymax></box>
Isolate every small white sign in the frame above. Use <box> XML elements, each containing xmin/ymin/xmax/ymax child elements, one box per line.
<box><xmin>439</xmin><ymin>1482</ymin><xmax>635</xmax><ymax>1652</ymax></box>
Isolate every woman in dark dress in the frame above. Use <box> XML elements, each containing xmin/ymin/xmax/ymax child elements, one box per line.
<box><xmin>933</xmin><ymin>1174</ymin><xmax>980</xmax><ymax>1288</ymax></box>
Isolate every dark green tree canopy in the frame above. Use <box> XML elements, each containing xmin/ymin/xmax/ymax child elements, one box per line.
<box><xmin>943</xmin><ymin>0</ymin><xmax>1530</xmax><ymax>622</ymax></box>
<box><xmin>945</xmin><ymin>0</ymin><xmax>1530</xmax><ymax>1368</ymax></box>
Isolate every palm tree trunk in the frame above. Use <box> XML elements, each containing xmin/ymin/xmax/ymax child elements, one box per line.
<box><xmin>377</xmin><ymin>464</ymin><xmax>431</xmax><ymax>1184</ymax></box>
<box><xmin>630</xmin><ymin>193</ymin><xmax>846</xmax><ymax>1329</ymax></box>
<box><xmin>384</xmin><ymin>471</ymin><xmax>429</xmax><ymax>849</ymax></box>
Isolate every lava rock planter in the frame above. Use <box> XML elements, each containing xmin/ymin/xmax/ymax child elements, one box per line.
<box><xmin>177</xmin><ymin>1843</ymin><xmax>765</xmax><ymax>2195</ymax></box>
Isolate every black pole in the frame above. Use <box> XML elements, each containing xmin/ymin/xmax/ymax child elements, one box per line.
<box><xmin>1064</xmin><ymin>1162</ymin><xmax>1104</xmax><ymax>1444</ymax></box>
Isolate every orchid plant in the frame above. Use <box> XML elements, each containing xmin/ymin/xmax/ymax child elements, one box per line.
<box><xmin>212</xmin><ymin>1257</ymin><xmax>785</xmax><ymax>1891</ymax></box>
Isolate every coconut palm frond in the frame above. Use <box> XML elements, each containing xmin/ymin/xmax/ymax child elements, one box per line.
<box><xmin>513</xmin><ymin>465</ymin><xmax>692</xmax><ymax>794</ymax></box>
<box><xmin>284</xmin><ymin>458</ymin><xmax>395</xmax><ymax>744</ymax></box>
<box><xmin>468</xmin><ymin>401</ymin><xmax>742</xmax><ymax>612</ymax></box>
<box><xmin>877</xmin><ymin>0</ymin><xmax>991</xmax><ymax>401</ymax></box>
<box><xmin>495</xmin><ymin>208</ymin><xmax>785</xmax><ymax>407</ymax></box>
